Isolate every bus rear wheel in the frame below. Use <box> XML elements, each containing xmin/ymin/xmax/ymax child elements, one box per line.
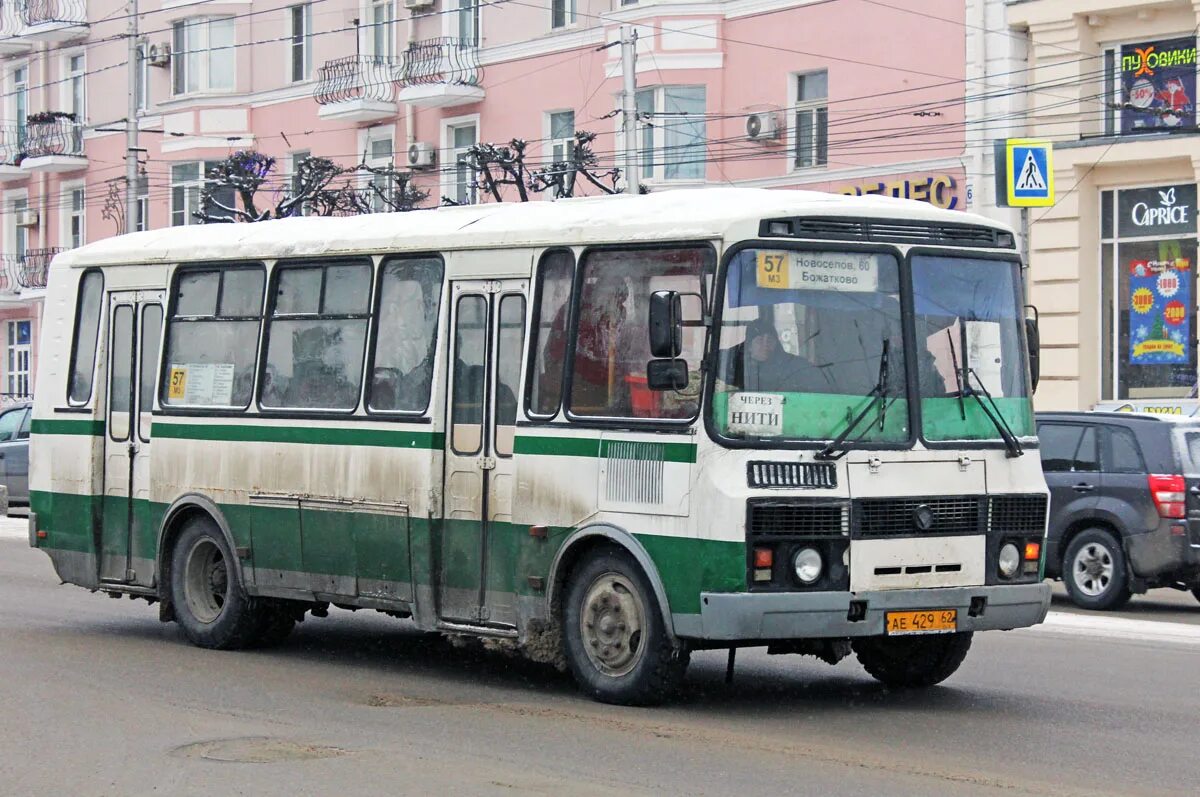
<box><xmin>169</xmin><ymin>516</ymin><xmax>264</xmax><ymax>650</ymax></box>
<box><xmin>852</xmin><ymin>632</ymin><xmax>973</xmax><ymax>689</ymax></box>
<box><xmin>563</xmin><ymin>547</ymin><xmax>688</xmax><ymax>706</ymax></box>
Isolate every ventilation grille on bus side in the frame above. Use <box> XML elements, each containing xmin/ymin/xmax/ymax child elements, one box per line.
<box><xmin>760</xmin><ymin>217</ymin><xmax>1012</xmax><ymax>248</ymax></box>
<box><xmin>603</xmin><ymin>440</ymin><xmax>665</xmax><ymax>505</ymax></box>
<box><xmin>747</xmin><ymin>461</ymin><xmax>836</xmax><ymax>489</ymax></box>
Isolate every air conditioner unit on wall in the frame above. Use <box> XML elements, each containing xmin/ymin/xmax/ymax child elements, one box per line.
<box><xmin>408</xmin><ymin>142</ymin><xmax>436</xmax><ymax>169</ymax></box>
<box><xmin>14</xmin><ymin>210</ymin><xmax>38</xmax><ymax>228</ymax></box>
<box><xmin>404</xmin><ymin>0</ymin><xmax>434</xmax><ymax>9</ymax></box>
<box><xmin>745</xmin><ymin>112</ymin><xmax>780</xmax><ymax>142</ymax></box>
<box><xmin>146</xmin><ymin>43</ymin><xmax>171</xmax><ymax>68</ymax></box>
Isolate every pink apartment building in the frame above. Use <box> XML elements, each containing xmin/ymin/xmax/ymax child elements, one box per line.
<box><xmin>0</xmin><ymin>0</ymin><xmax>974</xmax><ymax>398</ymax></box>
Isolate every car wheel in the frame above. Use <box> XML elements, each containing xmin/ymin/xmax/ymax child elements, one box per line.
<box><xmin>169</xmin><ymin>515</ymin><xmax>264</xmax><ymax>650</ymax></box>
<box><xmin>563</xmin><ymin>546</ymin><xmax>688</xmax><ymax>706</ymax></box>
<box><xmin>852</xmin><ymin>632</ymin><xmax>973</xmax><ymax>689</ymax></box>
<box><xmin>1063</xmin><ymin>528</ymin><xmax>1131</xmax><ymax>611</ymax></box>
<box><xmin>1192</xmin><ymin>588</ymin><xmax>1200</xmax><ymax>606</ymax></box>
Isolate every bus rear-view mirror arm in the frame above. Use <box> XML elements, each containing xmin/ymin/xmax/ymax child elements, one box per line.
<box><xmin>1025</xmin><ymin>304</ymin><xmax>1040</xmax><ymax>394</ymax></box>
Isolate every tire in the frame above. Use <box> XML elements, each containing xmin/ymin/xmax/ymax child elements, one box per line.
<box><xmin>853</xmin><ymin>632</ymin><xmax>973</xmax><ymax>689</ymax></box>
<box><xmin>1063</xmin><ymin>528</ymin><xmax>1131</xmax><ymax>611</ymax></box>
<box><xmin>169</xmin><ymin>515</ymin><xmax>264</xmax><ymax>650</ymax></box>
<box><xmin>1192</xmin><ymin>588</ymin><xmax>1200</xmax><ymax>605</ymax></box>
<box><xmin>563</xmin><ymin>546</ymin><xmax>688</xmax><ymax>706</ymax></box>
<box><xmin>253</xmin><ymin>602</ymin><xmax>298</xmax><ymax>648</ymax></box>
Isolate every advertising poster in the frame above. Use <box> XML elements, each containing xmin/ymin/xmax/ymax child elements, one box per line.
<box><xmin>1121</xmin><ymin>37</ymin><xmax>1197</xmax><ymax>132</ymax></box>
<box><xmin>1128</xmin><ymin>245</ymin><xmax>1192</xmax><ymax>365</ymax></box>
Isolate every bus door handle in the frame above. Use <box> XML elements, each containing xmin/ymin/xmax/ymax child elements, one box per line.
<box><xmin>127</xmin><ymin>443</ymin><xmax>139</xmax><ymax>457</ymax></box>
<box><xmin>1072</xmin><ymin>482</ymin><xmax>1095</xmax><ymax>493</ymax></box>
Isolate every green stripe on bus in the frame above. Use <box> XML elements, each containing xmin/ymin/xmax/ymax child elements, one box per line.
<box><xmin>152</xmin><ymin>422</ymin><xmax>445</xmax><ymax>449</ymax></box>
<box><xmin>31</xmin><ymin>419</ymin><xmax>105</xmax><ymax>436</ymax></box>
<box><xmin>515</xmin><ymin>435</ymin><xmax>697</xmax><ymax>463</ymax></box>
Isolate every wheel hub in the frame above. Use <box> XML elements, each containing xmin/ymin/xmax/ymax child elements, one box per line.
<box><xmin>1073</xmin><ymin>542</ymin><xmax>1114</xmax><ymax>597</ymax></box>
<box><xmin>580</xmin><ymin>573</ymin><xmax>646</xmax><ymax>677</ymax></box>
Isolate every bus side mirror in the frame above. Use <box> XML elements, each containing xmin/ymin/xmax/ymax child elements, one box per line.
<box><xmin>1025</xmin><ymin>316</ymin><xmax>1040</xmax><ymax>393</ymax></box>
<box><xmin>647</xmin><ymin>358</ymin><xmax>688</xmax><ymax>391</ymax></box>
<box><xmin>648</xmin><ymin>290</ymin><xmax>682</xmax><ymax>358</ymax></box>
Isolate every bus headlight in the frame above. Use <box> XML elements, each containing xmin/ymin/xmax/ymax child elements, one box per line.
<box><xmin>998</xmin><ymin>542</ymin><xmax>1020</xmax><ymax>579</ymax></box>
<box><xmin>793</xmin><ymin>547</ymin><xmax>823</xmax><ymax>585</ymax></box>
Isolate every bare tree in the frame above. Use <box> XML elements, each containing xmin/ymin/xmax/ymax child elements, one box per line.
<box><xmin>529</xmin><ymin>131</ymin><xmax>624</xmax><ymax>199</ymax></box>
<box><xmin>341</xmin><ymin>164</ymin><xmax>430</xmax><ymax>214</ymax></box>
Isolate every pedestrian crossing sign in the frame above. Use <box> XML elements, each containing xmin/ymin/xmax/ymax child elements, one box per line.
<box><xmin>999</xmin><ymin>139</ymin><xmax>1054</xmax><ymax>207</ymax></box>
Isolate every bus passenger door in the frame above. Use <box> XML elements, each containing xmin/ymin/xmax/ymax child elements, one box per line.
<box><xmin>439</xmin><ymin>279</ymin><xmax>525</xmax><ymax>626</ymax></box>
<box><xmin>100</xmin><ymin>291</ymin><xmax>164</xmax><ymax>585</ymax></box>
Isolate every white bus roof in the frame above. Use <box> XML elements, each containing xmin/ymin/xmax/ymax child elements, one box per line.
<box><xmin>57</xmin><ymin>188</ymin><xmax>1015</xmax><ymax>268</ymax></box>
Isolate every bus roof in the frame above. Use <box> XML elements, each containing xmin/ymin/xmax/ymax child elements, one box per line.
<box><xmin>56</xmin><ymin>188</ymin><xmax>1015</xmax><ymax>268</ymax></box>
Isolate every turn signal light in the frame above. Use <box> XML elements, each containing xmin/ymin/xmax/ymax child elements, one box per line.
<box><xmin>36</xmin><ymin>530</ymin><xmax>47</xmax><ymax>539</ymax></box>
<box><xmin>1024</xmin><ymin>541</ymin><xmax>1041</xmax><ymax>561</ymax></box>
<box><xmin>753</xmin><ymin>547</ymin><xmax>774</xmax><ymax>568</ymax></box>
<box><xmin>1149</xmin><ymin>474</ymin><xmax>1187</xmax><ymax>519</ymax></box>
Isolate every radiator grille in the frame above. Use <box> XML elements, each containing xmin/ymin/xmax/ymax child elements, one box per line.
<box><xmin>854</xmin><ymin>496</ymin><xmax>985</xmax><ymax>538</ymax></box>
<box><xmin>989</xmin><ymin>494</ymin><xmax>1048</xmax><ymax>535</ymax></box>
<box><xmin>747</xmin><ymin>500</ymin><xmax>849</xmax><ymax>539</ymax></box>
<box><xmin>747</xmin><ymin>461</ymin><xmax>836</xmax><ymax>489</ymax></box>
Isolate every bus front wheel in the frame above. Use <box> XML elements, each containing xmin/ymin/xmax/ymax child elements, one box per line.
<box><xmin>169</xmin><ymin>515</ymin><xmax>265</xmax><ymax>650</ymax></box>
<box><xmin>563</xmin><ymin>547</ymin><xmax>688</xmax><ymax>705</ymax></box>
<box><xmin>852</xmin><ymin>631</ymin><xmax>973</xmax><ymax>689</ymax></box>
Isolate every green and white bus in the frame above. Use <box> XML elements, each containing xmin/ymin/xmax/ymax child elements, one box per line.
<box><xmin>29</xmin><ymin>188</ymin><xmax>1051</xmax><ymax>704</ymax></box>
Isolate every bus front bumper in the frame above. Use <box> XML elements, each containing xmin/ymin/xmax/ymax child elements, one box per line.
<box><xmin>676</xmin><ymin>583</ymin><xmax>1051</xmax><ymax>641</ymax></box>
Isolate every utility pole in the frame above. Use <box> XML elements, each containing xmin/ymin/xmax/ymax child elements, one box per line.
<box><xmin>620</xmin><ymin>25</ymin><xmax>639</xmax><ymax>195</ymax></box>
<box><xmin>125</xmin><ymin>0</ymin><xmax>139</xmax><ymax>234</ymax></box>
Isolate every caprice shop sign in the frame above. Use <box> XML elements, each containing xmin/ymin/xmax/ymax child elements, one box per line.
<box><xmin>1118</xmin><ymin>184</ymin><xmax>1198</xmax><ymax>238</ymax></box>
<box><xmin>836</xmin><ymin>175</ymin><xmax>960</xmax><ymax>210</ymax></box>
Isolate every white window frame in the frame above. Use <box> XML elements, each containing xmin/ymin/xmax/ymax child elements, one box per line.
<box><xmin>135</xmin><ymin>43</ymin><xmax>150</xmax><ymax>112</ymax></box>
<box><xmin>789</xmin><ymin>70</ymin><xmax>828</xmax><ymax>172</ymax></box>
<box><xmin>544</xmin><ymin>109</ymin><xmax>575</xmax><ymax>199</ymax></box>
<box><xmin>551</xmin><ymin>0</ymin><xmax>576</xmax><ymax>30</ymax></box>
<box><xmin>4</xmin><ymin>189</ymin><xmax>28</xmax><ymax>258</ymax></box>
<box><xmin>171</xmin><ymin>161</ymin><xmax>228</xmax><ymax>226</ymax></box>
<box><xmin>6</xmin><ymin>319</ymin><xmax>32</xmax><ymax>397</ymax></box>
<box><xmin>287</xmin><ymin>149</ymin><xmax>312</xmax><ymax>216</ymax></box>
<box><xmin>135</xmin><ymin>175</ymin><xmax>150</xmax><ymax>232</ymax></box>
<box><xmin>288</xmin><ymin>4</ymin><xmax>313</xmax><ymax>83</ymax></box>
<box><xmin>62</xmin><ymin>52</ymin><xmax>86</xmax><ymax>123</ymax></box>
<box><xmin>446</xmin><ymin>0</ymin><xmax>481</xmax><ymax>46</ymax></box>
<box><xmin>441</xmin><ymin>113</ymin><xmax>479</xmax><ymax>205</ymax></box>
<box><xmin>172</xmin><ymin>17</ymin><xmax>236</xmax><ymax>96</ymax></box>
<box><xmin>631</xmin><ymin>85</ymin><xmax>707</xmax><ymax>184</ymax></box>
<box><xmin>365</xmin><ymin>134</ymin><xmax>395</xmax><ymax>211</ymax></box>
<box><xmin>61</xmin><ymin>180</ymin><xmax>85</xmax><ymax>249</ymax></box>
<box><xmin>10</xmin><ymin>65</ymin><xmax>28</xmax><ymax>147</ymax></box>
<box><xmin>367</xmin><ymin>0</ymin><xmax>395</xmax><ymax>59</ymax></box>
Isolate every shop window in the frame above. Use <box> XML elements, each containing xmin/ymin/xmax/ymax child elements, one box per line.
<box><xmin>567</xmin><ymin>246</ymin><xmax>709</xmax><ymax>420</ymax></box>
<box><xmin>1107</xmin><ymin>36</ymin><xmax>1197</xmax><ymax>135</ymax></box>
<box><xmin>1102</xmin><ymin>184</ymin><xmax>1199</xmax><ymax>400</ymax></box>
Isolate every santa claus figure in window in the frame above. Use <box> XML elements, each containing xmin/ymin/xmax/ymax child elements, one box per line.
<box><xmin>1155</xmin><ymin>78</ymin><xmax>1192</xmax><ymax>128</ymax></box>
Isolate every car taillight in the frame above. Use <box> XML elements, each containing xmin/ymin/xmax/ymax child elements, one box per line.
<box><xmin>1148</xmin><ymin>474</ymin><xmax>1187</xmax><ymax>519</ymax></box>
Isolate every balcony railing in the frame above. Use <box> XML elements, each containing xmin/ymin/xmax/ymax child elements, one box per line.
<box><xmin>18</xmin><ymin>0</ymin><xmax>86</xmax><ymax>26</ymax></box>
<box><xmin>24</xmin><ymin>114</ymin><xmax>82</xmax><ymax>158</ymax></box>
<box><xmin>398</xmin><ymin>38</ymin><xmax>482</xmax><ymax>88</ymax></box>
<box><xmin>8</xmin><ymin>248</ymin><xmax>62</xmax><ymax>290</ymax></box>
<box><xmin>313</xmin><ymin>55</ymin><xmax>403</xmax><ymax>106</ymax></box>
<box><xmin>0</xmin><ymin>124</ymin><xmax>24</xmax><ymax>167</ymax></box>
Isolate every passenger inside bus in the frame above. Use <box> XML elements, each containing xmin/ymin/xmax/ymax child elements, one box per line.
<box><xmin>719</xmin><ymin>318</ymin><xmax>826</xmax><ymax>393</ymax></box>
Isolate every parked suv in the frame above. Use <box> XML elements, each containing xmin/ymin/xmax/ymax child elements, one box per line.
<box><xmin>1036</xmin><ymin>411</ymin><xmax>1200</xmax><ymax>610</ymax></box>
<box><xmin>0</xmin><ymin>401</ymin><xmax>31</xmax><ymax>509</ymax></box>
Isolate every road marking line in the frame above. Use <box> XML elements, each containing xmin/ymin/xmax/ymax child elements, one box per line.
<box><xmin>1022</xmin><ymin>611</ymin><xmax>1200</xmax><ymax>646</ymax></box>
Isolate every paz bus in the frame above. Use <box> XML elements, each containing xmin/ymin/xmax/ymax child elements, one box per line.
<box><xmin>28</xmin><ymin>188</ymin><xmax>1050</xmax><ymax>705</ymax></box>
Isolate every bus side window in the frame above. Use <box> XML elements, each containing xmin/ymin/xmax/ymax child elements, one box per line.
<box><xmin>261</xmin><ymin>261</ymin><xmax>371</xmax><ymax>411</ymax></box>
<box><xmin>162</xmin><ymin>266</ymin><xmax>264</xmax><ymax>409</ymax></box>
<box><xmin>368</xmin><ymin>257</ymin><xmax>444</xmax><ymax>414</ymax></box>
<box><xmin>568</xmin><ymin>246</ymin><xmax>709</xmax><ymax>420</ymax></box>
<box><xmin>67</xmin><ymin>270</ymin><xmax>104</xmax><ymax>405</ymax></box>
<box><xmin>494</xmin><ymin>294</ymin><xmax>526</xmax><ymax>456</ymax></box>
<box><xmin>525</xmin><ymin>250</ymin><xmax>573</xmax><ymax>419</ymax></box>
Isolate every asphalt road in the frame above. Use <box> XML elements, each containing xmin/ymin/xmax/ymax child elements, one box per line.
<box><xmin>2</xmin><ymin>521</ymin><xmax>1198</xmax><ymax>797</ymax></box>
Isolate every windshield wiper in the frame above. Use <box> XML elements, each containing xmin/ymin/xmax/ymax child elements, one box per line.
<box><xmin>963</xmin><ymin>367</ymin><xmax>1024</xmax><ymax>458</ymax></box>
<box><xmin>816</xmin><ymin>339</ymin><xmax>890</xmax><ymax>461</ymax></box>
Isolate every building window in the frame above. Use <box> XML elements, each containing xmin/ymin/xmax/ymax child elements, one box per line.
<box><xmin>1108</xmin><ymin>36</ymin><xmax>1197</xmax><ymax>136</ymax></box>
<box><xmin>6</xmin><ymin>320</ymin><xmax>30</xmax><ymax>397</ymax></box>
<box><xmin>289</xmin><ymin>4</ymin><xmax>312</xmax><ymax>82</ymax></box>
<box><xmin>65</xmin><ymin>186</ymin><xmax>85</xmax><ymax>248</ymax></box>
<box><xmin>551</xmin><ymin>0</ymin><xmax>575</xmax><ymax>29</ymax></box>
<box><xmin>457</xmin><ymin>0</ymin><xmax>480</xmax><ymax>46</ymax></box>
<box><xmin>12</xmin><ymin>66</ymin><xmax>27</xmax><ymax>148</ymax></box>
<box><xmin>369</xmin><ymin>0</ymin><xmax>394</xmax><ymax>58</ymax></box>
<box><xmin>1101</xmin><ymin>184</ymin><xmax>1200</xmax><ymax>400</ymax></box>
<box><xmin>135</xmin><ymin>44</ymin><xmax>149</xmax><ymax>111</ymax></box>
<box><xmin>171</xmin><ymin>161</ymin><xmax>234</xmax><ymax>226</ymax></box>
<box><xmin>135</xmin><ymin>176</ymin><xmax>150</xmax><ymax>231</ymax></box>
<box><xmin>363</xmin><ymin>136</ymin><xmax>393</xmax><ymax>211</ymax></box>
<box><xmin>10</xmin><ymin>197</ymin><xmax>27</xmax><ymax>257</ymax></box>
<box><xmin>548</xmin><ymin>110</ymin><xmax>575</xmax><ymax>163</ymax></box>
<box><xmin>64</xmin><ymin>54</ymin><xmax>85</xmax><ymax>121</ymax></box>
<box><xmin>794</xmin><ymin>71</ymin><xmax>828</xmax><ymax>169</ymax></box>
<box><xmin>635</xmin><ymin>86</ymin><xmax>706</xmax><ymax>182</ymax></box>
<box><xmin>172</xmin><ymin>18</ymin><xmax>235</xmax><ymax>95</ymax></box>
<box><xmin>448</xmin><ymin>121</ymin><xmax>477</xmax><ymax>205</ymax></box>
<box><xmin>287</xmin><ymin>150</ymin><xmax>311</xmax><ymax>216</ymax></box>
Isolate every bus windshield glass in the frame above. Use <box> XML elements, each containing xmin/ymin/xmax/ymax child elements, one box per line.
<box><xmin>712</xmin><ymin>249</ymin><xmax>909</xmax><ymax>443</ymax></box>
<box><xmin>912</xmin><ymin>254</ymin><xmax>1034</xmax><ymax>441</ymax></box>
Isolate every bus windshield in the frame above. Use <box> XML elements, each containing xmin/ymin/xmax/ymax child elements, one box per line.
<box><xmin>712</xmin><ymin>248</ymin><xmax>910</xmax><ymax>444</ymax></box>
<box><xmin>912</xmin><ymin>254</ymin><xmax>1034</xmax><ymax>442</ymax></box>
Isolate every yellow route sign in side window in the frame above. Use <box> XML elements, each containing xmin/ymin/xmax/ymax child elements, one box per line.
<box><xmin>168</xmin><ymin>367</ymin><xmax>188</xmax><ymax>400</ymax></box>
<box><xmin>756</xmin><ymin>251</ymin><xmax>790</xmax><ymax>289</ymax></box>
